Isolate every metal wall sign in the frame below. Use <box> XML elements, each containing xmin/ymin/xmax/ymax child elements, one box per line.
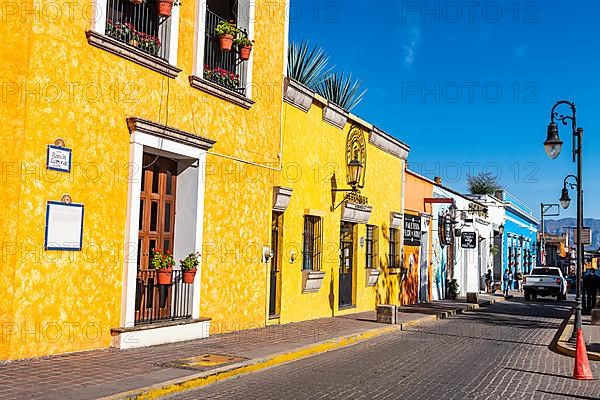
<box><xmin>573</xmin><ymin>227</ymin><xmax>592</xmax><ymax>245</ymax></box>
<box><xmin>404</xmin><ymin>214</ymin><xmax>422</xmax><ymax>246</ymax></box>
<box><xmin>45</xmin><ymin>201</ymin><xmax>84</xmax><ymax>251</ymax></box>
<box><xmin>439</xmin><ymin>214</ymin><xmax>453</xmax><ymax>247</ymax></box>
<box><xmin>461</xmin><ymin>231</ymin><xmax>477</xmax><ymax>249</ymax></box>
<box><xmin>46</xmin><ymin>145</ymin><xmax>72</xmax><ymax>173</ymax></box>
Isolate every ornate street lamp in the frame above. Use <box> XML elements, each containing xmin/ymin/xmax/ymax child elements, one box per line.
<box><xmin>559</xmin><ymin>176</ymin><xmax>577</xmax><ymax>210</ymax></box>
<box><xmin>544</xmin><ymin>100</ymin><xmax>585</xmax><ymax>343</ymax></box>
<box><xmin>544</xmin><ymin>122</ymin><xmax>564</xmax><ymax>159</ymax></box>
<box><xmin>330</xmin><ymin>152</ymin><xmax>365</xmax><ymax>210</ymax></box>
<box><xmin>347</xmin><ymin>153</ymin><xmax>364</xmax><ymax>190</ymax></box>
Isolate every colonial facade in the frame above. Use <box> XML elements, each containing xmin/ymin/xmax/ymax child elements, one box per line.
<box><xmin>275</xmin><ymin>80</ymin><xmax>410</xmax><ymax>322</ymax></box>
<box><xmin>495</xmin><ymin>191</ymin><xmax>539</xmax><ymax>281</ymax></box>
<box><xmin>1</xmin><ymin>0</ymin><xmax>289</xmax><ymax>359</ymax></box>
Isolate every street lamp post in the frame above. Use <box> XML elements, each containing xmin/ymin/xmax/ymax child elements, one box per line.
<box><xmin>543</xmin><ymin>100</ymin><xmax>585</xmax><ymax>342</ymax></box>
<box><xmin>540</xmin><ymin>203</ymin><xmax>560</xmax><ymax>266</ymax></box>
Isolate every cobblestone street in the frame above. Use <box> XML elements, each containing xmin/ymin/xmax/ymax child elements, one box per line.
<box><xmin>167</xmin><ymin>298</ymin><xmax>600</xmax><ymax>400</ymax></box>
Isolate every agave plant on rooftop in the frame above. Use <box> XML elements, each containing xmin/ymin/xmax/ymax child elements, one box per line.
<box><xmin>316</xmin><ymin>72</ymin><xmax>367</xmax><ymax>112</ymax></box>
<box><xmin>287</xmin><ymin>41</ymin><xmax>332</xmax><ymax>90</ymax></box>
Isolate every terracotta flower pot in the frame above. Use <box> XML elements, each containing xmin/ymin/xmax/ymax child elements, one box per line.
<box><xmin>157</xmin><ymin>267</ymin><xmax>173</xmax><ymax>285</ymax></box>
<box><xmin>157</xmin><ymin>0</ymin><xmax>174</xmax><ymax>17</ymax></box>
<box><xmin>239</xmin><ymin>46</ymin><xmax>252</xmax><ymax>61</ymax></box>
<box><xmin>182</xmin><ymin>268</ymin><xmax>197</xmax><ymax>284</ymax></box>
<box><xmin>219</xmin><ymin>34</ymin><xmax>234</xmax><ymax>51</ymax></box>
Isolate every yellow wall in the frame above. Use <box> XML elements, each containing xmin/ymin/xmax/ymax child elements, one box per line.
<box><xmin>0</xmin><ymin>0</ymin><xmax>287</xmax><ymax>359</ymax></box>
<box><xmin>277</xmin><ymin>98</ymin><xmax>406</xmax><ymax>323</ymax></box>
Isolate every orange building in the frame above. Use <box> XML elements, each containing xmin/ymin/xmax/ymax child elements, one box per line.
<box><xmin>402</xmin><ymin>170</ymin><xmax>435</xmax><ymax>304</ymax></box>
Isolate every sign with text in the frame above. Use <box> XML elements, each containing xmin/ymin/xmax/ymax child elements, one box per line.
<box><xmin>439</xmin><ymin>214</ymin><xmax>453</xmax><ymax>247</ymax></box>
<box><xmin>46</xmin><ymin>145</ymin><xmax>72</xmax><ymax>173</ymax></box>
<box><xmin>461</xmin><ymin>231</ymin><xmax>477</xmax><ymax>249</ymax></box>
<box><xmin>404</xmin><ymin>214</ymin><xmax>422</xmax><ymax>247</ymax></box>
<box><xmin>45</xmin><ymin>201</ymin><xmax>84</xmax><ymax>251</ymax></box>
<box><xmin>573</xmin><ymin>227</ymin><xmax>592</xmax><ymax>245</ymax></box>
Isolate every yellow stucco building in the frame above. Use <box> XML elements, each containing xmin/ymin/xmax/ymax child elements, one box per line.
<box><xmin>1</xmin><ymin>0</ymin><xmax>288</xmax><ymax>360</ymax></box>
<box><xmin>270</xmin><ymin>80</ymin><xmax>411</xmax><ymax>322</ymax></box>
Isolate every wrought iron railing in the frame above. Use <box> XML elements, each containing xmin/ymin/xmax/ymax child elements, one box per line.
<box><xmin>203</xmin><ymin>7</ymin><xmax>248</xmax><ymax>95</ymax></box>
<box><xmin>135</xmin><ymin>269</ymin><xmax>193</xmax><ymax>325</ymax></box>
<box><xmin>105</xmin><ymin>0</ymin><xmax>170</xmax><ymax>61</ymax></box>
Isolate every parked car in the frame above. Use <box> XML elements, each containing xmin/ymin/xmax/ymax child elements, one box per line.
<box><xmin>523</xmin><ymin>267</ymin><xmax>567</xmax><ymax>301</ymax></box>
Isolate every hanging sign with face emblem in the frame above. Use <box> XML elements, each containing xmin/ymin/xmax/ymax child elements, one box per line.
<box><xmin>346</xmin><ymin>126</ymin><xmax>367</xmax><ymax>189</ymax></box>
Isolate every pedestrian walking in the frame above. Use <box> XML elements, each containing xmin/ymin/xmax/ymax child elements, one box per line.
<box><xmin>485</xmin><ymin>269</ymin><xmax>493</xmax><ymax>294</ymax></box>
<box><xmin>516</xmin><ymin>272</ymin><xmax>524</xmax><ymax>292</ymax></box>
<box><xmin>583</xmin><ymin>270</ymin><xmax>592</xmax><ymax>311</ymax></box>
<box><xmin>584</xmin><ymin>268</ymin><xmax>598</xmax><ymax>310</ymax></box>
<box><xmin>503</xmin><ymin>269</ymin><xmax>511</xmax><ymax>297</ymax></box>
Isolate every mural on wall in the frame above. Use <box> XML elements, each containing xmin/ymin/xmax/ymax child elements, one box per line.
<box><xmin>401</xmin><ymin>245</ymin><xmax>421</xmax><ymax>305</ymax></box>
<box><xmin>401</xmin><ymin>214</ymin><xmax>421</xmax><ymax>305</ymax></box>
<box><xmin>431</xmin><ymin>207</ymin><xmax>451</xmax><ymax>300</ymax></box>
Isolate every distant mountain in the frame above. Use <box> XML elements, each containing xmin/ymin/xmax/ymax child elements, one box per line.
<box><xmin>543</xmin><ymin>218</ymin><xmax>600</xmax><ymax>250</ymax></box>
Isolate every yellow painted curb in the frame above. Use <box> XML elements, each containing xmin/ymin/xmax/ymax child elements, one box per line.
<box><xmin>556</xmin><ymin>315</ymin><xmax>600</xmax><ymax>362</ymax></box>
<box><xmin>102</xmin><ymin>299</ymin><xmax>501</xmax><ymax>400</ymax></box>
<box><xmin>102</xmin><ymin>326</ymin><xmax>400</xmax><ymax>400</ymax></box>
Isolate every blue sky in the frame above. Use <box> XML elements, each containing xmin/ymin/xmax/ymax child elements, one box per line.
<box><xmin>289</xmin><ymin>0</ymin><xmax>600</xmax><ymax>220</ymax></box>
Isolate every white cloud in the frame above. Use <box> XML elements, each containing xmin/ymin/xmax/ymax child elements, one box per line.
<box><xmin>403</xmin><ymin>27</ymin><xmax>421</xmax><ymax>69</ymax></box>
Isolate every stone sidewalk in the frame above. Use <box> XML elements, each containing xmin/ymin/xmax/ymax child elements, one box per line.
<box><xmin>556</xmin><ymin>312</ymin><xmax>600</xmax><ymax>361</ymax></box>
<box><xmin>0</xmin><ymin>295</ymin><xmax>503</xmax><ymax>400</ymax></box>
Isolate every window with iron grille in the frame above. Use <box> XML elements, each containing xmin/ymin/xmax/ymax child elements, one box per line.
<box><xmin>105</xmin><ymin>0</ymin><xmax>172</xmax><ymax>60</ymax></box>
<box><xmin>203</xmin><ymin>0</ymin><xmax>250</xmax><ymax>95</ymax></box>
<box><xmin>366</xmin><ymin>225</ymin><xmax>378</xmax><ymax>269</ymax></box>
<box><xmin>389</xmin><ymin>228</ymin><xmax>400</xmax><ymax>268</ymax></box>
<box><xmin>303</xmin><ymin>216</ymin><xmax>322</xmax><ymax>271</ymax></box>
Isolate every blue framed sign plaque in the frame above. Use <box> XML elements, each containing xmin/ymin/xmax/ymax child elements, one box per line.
<box><xmin>46</xmin><ymin>145</ymin><xmax>72</xmax><ymax>173</ymax></box>
<box><xmin>44</xmin><ymin>201</ymin><xmax>84</xmax><ymax>251</ymax></box>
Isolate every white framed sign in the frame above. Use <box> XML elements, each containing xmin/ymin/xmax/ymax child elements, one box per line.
<box><xmin>44</xmin><ymin>201</ymin><xmax>84</xmax><ymax>251</ymax></box>
<box><xmin>46</xmin><ymin>145</ymin><xmax>72</xmax><ymax>173</ymax></box>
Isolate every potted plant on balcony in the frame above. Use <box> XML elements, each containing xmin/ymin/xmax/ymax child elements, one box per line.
<box><xmin>234</xmin><ymin>36</ymin><xmax>254</xmax><ymax>61</ymax></box>
<box><xmin>138</xmin><ymin>32</ymin><xmax>161</xmax><ymax>56</ymax></box>
<box><xmin>156</xmin><ymin>0</ymin><xmax>180</xmax><ymax>18</ymax></box>
<box><xmin>215</xmin><ymin>20</ymin><xmax>239</xmax><ymax>51</ymax></box>
<box><xmin>180</xmin><ymin>252</ymin><xmax>200</xmax><ymax>284</ymax></box>
<box><xmin>151</xmin><ymin>249</ymin><xmax>174</xmax><ymax>285</ymax></box>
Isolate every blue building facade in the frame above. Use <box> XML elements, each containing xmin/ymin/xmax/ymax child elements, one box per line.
<box><xmin>496</xmin><ymin>191</ymin><xmax>539</xmax><ymax>282</ymax></box>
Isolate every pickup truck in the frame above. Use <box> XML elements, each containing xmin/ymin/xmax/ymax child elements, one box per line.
<box><xmin>523</xmin><ymin>267</ymin><xmax>567</xmax><ymax>301</ymax></box>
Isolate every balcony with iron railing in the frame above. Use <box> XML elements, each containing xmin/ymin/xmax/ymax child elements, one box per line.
<box><xmin>135</xmin><ymin>269</ymin><xmax>193</xmax><ymax>325</ymax></box>
<box><xmin>203</xmin><ymin>7</ymin><xmax>248</xmax><ymax>96</ymax></box>
<box><xmin>105</xmin><ymin>0</ymin><xmax>171</xmax><ymax>61</ymax></box>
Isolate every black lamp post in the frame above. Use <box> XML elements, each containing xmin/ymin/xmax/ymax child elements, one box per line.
<box><xmin>540</xmin><ymin>203</ymin><xmax>560</xmax><ymax>266</ymax></box>
<box><xmin>544</xmin><ymin>100</ymin><xmax>585</xmax><ymax>342</ymax></box>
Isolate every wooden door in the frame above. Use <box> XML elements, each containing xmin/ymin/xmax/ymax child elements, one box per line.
<box><xmin>135</xmin><ymin>154</ymin><xmax>178</xmax><ymax>324</ymax></box>
<box><xmin>339</xmin><ymin>222</ymin><xmax>355</xmax><ymax>307</ymax></box>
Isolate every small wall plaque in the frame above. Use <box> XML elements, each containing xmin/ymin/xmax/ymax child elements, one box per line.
<box><xmin>46</xmin><ymin>145</ymin><xmax>72</xmax><ymax>173</ymax></box>
<box><xmin>45</xmin><ymin>201</ymin><xmax>84</xmax><ymax>251</ymax></box>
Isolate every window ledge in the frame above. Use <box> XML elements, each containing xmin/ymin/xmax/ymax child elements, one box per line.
<box><xmin>86</xmin><ymin>30</ymin><xmax>181</xmax><ymax>79</ymax></box>
<box><xmin>189</xmin><ymin>75</ymin><xmax>254</xmax><ymax>110</ymax></box>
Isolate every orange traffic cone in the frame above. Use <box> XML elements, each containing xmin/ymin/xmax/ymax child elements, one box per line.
<box><xmin>573</xmin><ymin>328</ymin><xmax>593</xmax><ymax>380</ymax></box>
